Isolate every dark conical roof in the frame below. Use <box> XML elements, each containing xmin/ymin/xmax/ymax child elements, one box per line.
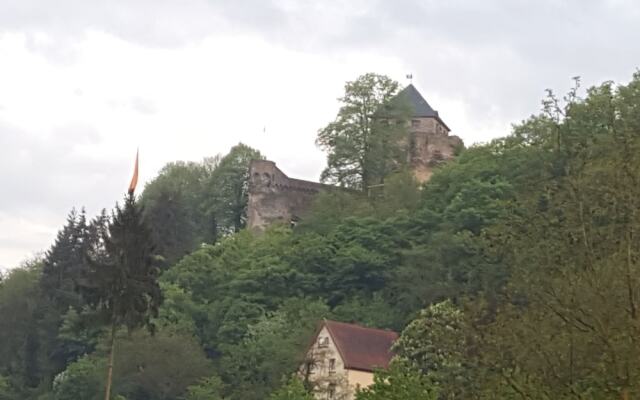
<box><xmin>396</xmin><ymin>84</ymin><xmax>450</xmax><ymax>130</ymax></box>
<box><xmin>398</xmin><ymin>84</ymin><xmax>438</xmax><ymax>118</ymax></box>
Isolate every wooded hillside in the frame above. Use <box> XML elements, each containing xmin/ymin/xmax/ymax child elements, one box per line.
<box><xmin>2</xmin><ymin>72</ymin><xmax>640</xmax><ymax>399</ymax></box>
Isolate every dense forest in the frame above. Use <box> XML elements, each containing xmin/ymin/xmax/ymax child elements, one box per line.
<box><xmin>1</xmin><ymin>71</ymin><xmax>640</xmax><ymax>399</ymax></box>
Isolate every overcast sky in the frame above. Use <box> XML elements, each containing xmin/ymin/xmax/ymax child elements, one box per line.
<box><xmin>1</xmin><ymin>0</ymin><xmax>639</xmax><ymax>270</ymax></box>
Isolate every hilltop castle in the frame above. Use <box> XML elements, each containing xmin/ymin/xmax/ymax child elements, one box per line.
<box><xmin>247</xmin><ymin>84</ymin><xmax>463</xmax><ymax>230</ymax></box>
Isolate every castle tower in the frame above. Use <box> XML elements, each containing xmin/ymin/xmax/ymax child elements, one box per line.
<box><xmin>397</xmin><ymin>84</ymin><xmax>463</xmax><ymax>182</ymax></box>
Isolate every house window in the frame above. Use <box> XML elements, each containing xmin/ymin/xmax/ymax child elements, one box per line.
<box><xmin>411</xmin><ymin>119</ymin><xmax>420</xmax><ymax>128</ymax></box>
<box><xmin>328</xmin><ymin>383</ymin><xmax>336</xmax><ymax>399</ymax></box>
<box><xmin>318</xmin><ymin>337</ymin><xmax>329</xmax><ymax>348</ymax></box>
<box><xmin>328</xmin><ymin>358</ymin><xmax>336</xmax><ymax>373</ymax></box>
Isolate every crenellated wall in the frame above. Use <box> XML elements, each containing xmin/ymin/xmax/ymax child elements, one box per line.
<box><xmin>247</xmin><ymin>160</ymin><xmax>333</xmax><ymax>231</ymax></box>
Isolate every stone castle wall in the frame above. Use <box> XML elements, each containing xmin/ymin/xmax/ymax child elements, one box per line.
<box><xmin>407</xmin><ymin>117</ymin><xmax>463</xmax><ymax>182</ymax></box>
<box><xmin>247</xmin><ymin>160</ymin><xmax>332</xmax><ymax>231</ymax></box>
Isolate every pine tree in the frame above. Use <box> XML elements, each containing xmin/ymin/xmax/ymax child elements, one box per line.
<box><xmin>40</xmin><ymin>208</ymin><xmax>86</xmax><ymax>311</ymax></box>
<box><xmin>79</xmin><ymin>193</ymin><xmax>162</xmax><ymax>400</ymax></box>
<box><xmin>37</xmin><ymin>208</ymin><xmax>96</xmax><ymax>383</ymax></box>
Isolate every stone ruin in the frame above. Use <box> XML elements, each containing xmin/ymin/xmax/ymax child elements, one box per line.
<box><xmin>246</xmin><ymin>160</ymin><xmax>335</xmax><ymax>231</ymax></box>
<box><xmin>247</xmin><ymin>84</ymin><xmax>463</xmax><ymax>231</ymax></box>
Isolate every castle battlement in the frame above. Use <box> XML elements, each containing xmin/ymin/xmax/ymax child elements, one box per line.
<box><xmin>247</xmin><ymin>160</ymin><xmax>331</xmax><ymax>230</ymax></box>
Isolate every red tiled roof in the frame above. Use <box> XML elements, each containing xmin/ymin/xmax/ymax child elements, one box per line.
<box><xmin>324</xmin><ymin>320</ymin><xmax>398</xmax><ymax>372</ymax></box>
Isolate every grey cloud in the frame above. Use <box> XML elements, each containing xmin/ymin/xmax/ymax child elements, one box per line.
<box><xmin>0</xmin><ymin>121</ymin><xmax>128</xmax><ymax>216</ymax></box>
<box><xmin>0</xmin><ymin>121</ymin><xmax>135</xmax><ymax>268</ymax></box>
<box><xmin>0</xmin><ymin>0</ymin><xmax>272</xmax><ymax>48</ymax></box>
<box><xmin>325</xmin><ymin>0</ymin><xmax>640</xmax><ymax>125</ymax></box>
<box><xmin>0</xmin><ymin>0</ymin><xmax>637</xmax><ymax>135</ymax></box>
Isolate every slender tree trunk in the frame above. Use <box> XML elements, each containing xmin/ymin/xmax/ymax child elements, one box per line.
<box><xmin>104</xmin><ymin>315</ymin><xmax>117</xmax><ymax>400</ymax></box>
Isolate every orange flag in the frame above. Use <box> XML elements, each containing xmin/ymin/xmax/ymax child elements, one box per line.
<box><xmin>128</xmin><ymin>149</ymin><xmax>139</xmax><ymax>195</ymax></box>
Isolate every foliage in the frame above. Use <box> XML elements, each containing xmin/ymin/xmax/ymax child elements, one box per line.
<box><xmin>183</xmin><ymin>376</ymin><xmax>225</xmax><ymax>400</ymax></box>
<box><xmin>472</xmin><ymin>73</ymin><xmax>640</xmax><ymax>398</ymax></box>
<box><xmin>141</xmin><ymin>143</ymin><xmax>262</xmax><ymax>264</ymax></box>
<box><xmin>0</xmin><ymin>375</ymin><xmax>19</xmax><ymax>400</ymax></box>
<box><xmin>5</xmin><ymin>72</ymin><xmax>640</xmax><ymax>399</ymax></box>
<box><xmin>0</xmin><ymin>260</ymin><xmax>43</xmax><ymax>388</ymax></box>
<box><xmin>109</xmin><ymin>331</ymin><xmax>213</xmax><ymax>400</ymax></box>
<box><xmin>220</xmin><ymin>299</ymin><xmax>329</xmax><ymax>400</ymax></box>
<box><xmin>40</xmin><ymin>208</ymin><xmax>90</xmax><ymax>312</ymax></box>
<box><xmin>317</xmin><ymin>73</ymin><xmax>410</xmax><ymax>189</ymax></box>
<box><xmin>52</xmin><ymin>355</ymin><xmax>105</xmax><ymax>400</ymax></box>
<box><xmin>392</xmin><ymin>300</ymin><xmax>472</xmax><ymax>397</ymax></box>
<box><xmin>268</xmin><ymin>377</ymin><xmax>314</xmax><ymax>400</ymax></box>
<box><xmin>79</xmin><ymin>193</ymin><xmax>162</xmax><ymax>399</ymax></box>
<box><xmin>201</xmin><ymin>143</ymin><xmax>264</xmax><ymax>235</ymax></box>
<box><xmin>355</xmin><ymin>365</ymin><xmax>438</xmax><ymax>400</ymax></box>
<box><xmin>80</xmin><ymin>193</ymin><xmax>162</xmax><ymax>332</ymax></box>
<box><xmin>141</xmin><ymin>160</ymin><xmax>216</xmax><ymax>265</ymax></box>
<box><xmin>37</xmin><ymin>209</ymin><xmax>109</xmax><ymax>383</ymax></box>
<box><xmin>53</xmin><ymin>330</ymin><xmax>213</xmax><ymax>400</ymax></box>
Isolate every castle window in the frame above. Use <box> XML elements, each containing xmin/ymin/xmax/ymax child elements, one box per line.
<box><xmin>328</xmin><ymin>384</ymin><xmax>336</xmax><ymax>399</ymax></box>
<box><xmin>409</xmin><ymin>134</ymin><xmax>417</xmax><ymax>158</ymax></box>
<box><xmin>262</xmin><ymin>172</ymin><xmax>271</xmax><ymax>187</ymax></box>
<box><xmin>411</xmin><ymin>119</ymin><xmax>420</xmax><ymax>128</ymax></box>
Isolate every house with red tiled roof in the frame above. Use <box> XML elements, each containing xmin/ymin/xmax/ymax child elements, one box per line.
<box><xmin>299</xmin><ymin>320</ymin><xmax>398</xmax><ymax>400</ymax></box>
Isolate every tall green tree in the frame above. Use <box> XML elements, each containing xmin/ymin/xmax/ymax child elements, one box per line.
<box><xmin>141</xmin><ymin>143</ymin><xmax>262</xmax><ymax>262</ymax></box>
<box><xmin>202</xmin><ymin>143</ymin><xmax>263</xmax><ymax>235</ymax></box>
<box><xmin>37</xmin><ymin>209</ymin><xmax>111</xmax><ymax>382</ymax></box>
<box><xmin>220</xmin><ymin>299</ymin><xmax>329</xmax><ymax>400</ymax></box>
<box><xmin>141</xmin><ymin>159</ymin><xmax>216</xmax><ymax>265</ymax></box>
<box><xmin>80</xmin><ymin>194</ymin><xmax>162</xmax><ymax>400</ymax></box>
<box><xmin>471</xmin><ymin>73</ymin><xmax>640</xmax><ymax>399</ymax></box>
<box><xmin>40</xmin><ymin>208</ymin><xmax>88</xmax><ymax>312</ymax></box>
<box><xmin>53</xmin><ymin>330</ymin><xmax>212</xmax><ymax>400</ymax></box>
<box><xmin>0</xmin><ymin>260</ymin><xmax>42</xmax><ymax>389</ymax></box>
<box><xmin>392</xmin><ymin>300</ymin><xmax>473</xmax><ymax>398</ymax></box>
<box><xmin>316</xmin><ymin>73</ymin><xmax>409</xmax><ymax>189</ymax></box>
